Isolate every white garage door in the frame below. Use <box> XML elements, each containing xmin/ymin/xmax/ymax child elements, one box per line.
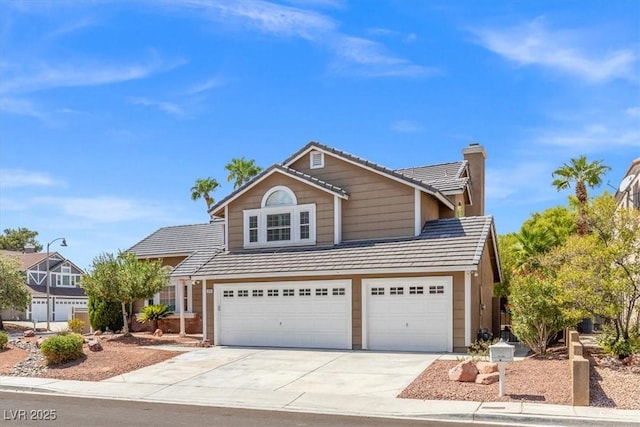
<box><xmin>364</xmin><ymin>277</ymin><xmax>452</xmax><ymax>352</ymax></box>
<box><xmin>217</xmin><ymin>280</ymin><xmax>352</xmax><ymax>349</ymax></box>
<box><xmin>30</xmin><ymin>298</ymin><xmax>48</xmax><ymax>322</ymax></box>
<box><xmin>54</xmin><ymin>298</ymin><xmax>88</xmax><ymax>321</ymax></box>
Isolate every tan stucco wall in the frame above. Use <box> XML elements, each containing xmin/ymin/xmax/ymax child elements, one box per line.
<box><xmin>227</xmin><ymin>172</ymin><xmax>334</xmax><ymax>251</ymax></box>
<box><xmin>420</xmin><ymin>192</ymin><xmax>440</xmax><ymax>224</ymax></box>
<box><xmin>290</xmin><ymin>151</ymin><xmax>416</xmax><ymax>241</ymax></box>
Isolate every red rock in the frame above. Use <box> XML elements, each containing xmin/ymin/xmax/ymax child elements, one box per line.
<box><xmin>88</xmin><ymin>339</ymin><xmax>103</xmax><ymax>352</ymax></box>
<box><xmin>476</xmin><ymin>361</ymin><xmax>498</xmax><ymax>374</ymax></box>
<box><xmin>153</xmin><ymin>329</ymin><xmax>163</xmax><ymax>337</ymax></box>
<box><xmin>448</xmin><ymin>360</ymin><xmax>478</xmax><ymax>382</ymax></box>
<box><xmin>199</xmin><ymin>339</ymin><xmax>212</xmax><ymax>348</ymax></box>
<box><xmin>93</xmin><ymin>330</ymin><xmax>102</xmax><ymax>336</ymax></box>
<box><xmin>476</xmin><ymin>372</ymin><xmax>500</xmax><ymax>385</ymax></box>
<box><xmin>23</xmin><ymin>330</ymin><xmax>35</xmax><ymax>337</ymax></box>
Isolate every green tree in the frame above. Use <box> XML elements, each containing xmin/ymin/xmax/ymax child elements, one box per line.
<box><xmin>0</xmin><ymin>256</ymin><xmax>31</xmax><ymax>330</ymax></box>
<box><xmin>547</xmin><ymin>194</ymin><xmax>640</xmax><ymax>348</ymax></box>
<box><xmin>552</xmin><ymin>156</ymin><xmax>610</xmax><ymax>235</ymax></box>
<box><xmin>190</xmin><ymin>177</ymin><xmax>220</xmax><ymax>212</ymax></box>
<box><xmin>80</xmin><ymin>252</ymin><xmax>169</xmax><ymax>335</ymax></box>
<box><xmin>225</xmin><ymin>157</ymin><xmax>262</xmax><ymax>189</ymax></box>
<box><xmin>88</xmin><ymin>296</ymin><xmax>124</xmax><ymax>332</ymax></box>
<box><xmin>509</xmin><ymin>269</ymin><xmax>576</xmax><ymax>355</ymax></box>
<box><xmin>0</xmin><ymin>227</ymin><xmax>42</xmax><ymax>252</ymax></box>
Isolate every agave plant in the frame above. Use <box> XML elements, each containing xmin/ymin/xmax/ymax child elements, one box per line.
<box><xmin>138</xmin><ymin>304</ymin><xmax>173</xmax><ymax>332</ymax></box>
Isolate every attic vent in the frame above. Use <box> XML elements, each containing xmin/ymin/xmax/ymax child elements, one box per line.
<box><xmin>310</xmin><ymin>151</ymin><xmax>324</xmax><ymax>169</ymax></box>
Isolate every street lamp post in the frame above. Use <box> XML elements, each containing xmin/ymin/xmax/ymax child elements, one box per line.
<box><xmin>46</xmin><ymin>237</ymin><xmax>67</xmax><ymax>331</ymax></box>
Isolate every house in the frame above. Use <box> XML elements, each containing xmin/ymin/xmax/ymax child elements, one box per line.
<box><xmin>0</xmin><ymin>249</ymin><xmax>87</xmax><ymax>322</ymax></box>
<box><xmin>127</xmin><ymin>221</ymin><xmax>224</xmax><ymax>334</ymax></box>
<box><xmin>615</xmin><ymin>157</ymin><xmax>640</xmax><ymax>210</ymax></box>
<box><xmin>130</xmin><ymin>141</ymin><xmax>501</xmax><ymax>352</ymax></box>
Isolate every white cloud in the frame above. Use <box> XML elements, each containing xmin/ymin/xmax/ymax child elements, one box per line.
<box><xmin>187</xmin><ymin>77</ymin><xmax>222</xmax><ymax>94</ymax></box>
<box><xmin>473</xmin><ymin>19</ymin><xmax>637</xmax><ymax>82</ymax></box>
<box><xmin>331</xmin><ymin>36</ymin><xmax>438</xmax><ymax>77</ymax></box>
<box><xmin>31</xmin><ymin>196</ymin><xmax>170</xmax><ymax>223</ymax></box>
<box><xmin>1</xmin><ymin>56</ymin><xmax>186</xmax><ymax>94</ymax></box>
<box><xmin>128</xmin><ymin>97</ymin><xmax>185</xmax><ymax>116</ymax></box>
<box><xmin>626</xmin><ymin>107</ymin><xmax>640</xmax><ymax>118</ymax></box>
<box><xmin>486</xmin><ymin>161</ymin><xmax>556</xmax><ymax>205</ymax></box>
<box><xmin>391</xmin><ymin>120</ymin><xmax>424</xmax><ymax>133</ymax></box>
<box><xmin>536</xmin><ymin>123</ymin><xmax>640</xmax><ymax>151</ymax></box>
<box><xmin>0</xmin><ymin>169</ymin><xmax>62</xmax><ymax>188</ymax></box>
<box><xmin>0</xmin><ymin>97</ymin><xmax>52</xmax><ymax>123</ymax></box>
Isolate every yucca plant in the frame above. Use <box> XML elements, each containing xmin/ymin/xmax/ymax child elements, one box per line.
<box><xmin>138</xmin><ymin>304</ymin><xmax>173</xmax><ymax>332</ymax></box>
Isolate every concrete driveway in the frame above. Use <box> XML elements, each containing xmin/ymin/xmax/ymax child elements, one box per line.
<box><xmin>104</xmin><ymin>347</ymin><xmax>440</xmax><ymax>398</ymax></box>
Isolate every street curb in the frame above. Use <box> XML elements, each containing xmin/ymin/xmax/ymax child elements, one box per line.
<box><xmin>471</xmin><ymin>412</ymin><xmax>640</xmax><ymax>427</ymax></box>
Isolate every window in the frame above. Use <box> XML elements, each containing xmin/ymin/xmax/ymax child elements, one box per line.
<box><xmin>183</xmin><ymin>285</ymin><xmax>189</xmax><ymax>311</ymax></box>
<box><xmin>371</xmin><ymin>287</ymin><xmax>385</xmax><ymax>296</ymax></box>
<box><xmin>223</xmin><ymin>290</ymin><xmax>234</xmax><ymax>298</ymax></box>
<box><xmin>267</xmin><ymin>289</ymin><xmax>279</xmax><ymax>297</ymax></box>
<box><xmin>299</xmin><ymin>288</ymin><xmax>311</xmax><ymax>296</ymax></box>
<box><xmin>249</xmin><ymin>215</ymin><xmax>258</xmax><ymax>243</ymax></box>
<box><xmin>390</xmin><ymin>287</ymin><xmax>404</xmax><ymax>295</ymax></box>
<box><xmin>332</xmin><ymin>288</ymin><xmax>345</xmax><ymax>296</ymax></box>
<box><xmin>409</xmin><ymin>286</ymin><xmax>424</xmax><ymax>295</ymax></box>
<box><xmin>310</xmin><ymin>151</ymin><xmax>324</xmax><ymax>169</ymax></box>
<box><xmin>159</xmin><ymin>285</ymin><xmax>176</xmax><ymax>311</ymax></box>
<box><xmin>429</xmin><ymin>285</ymin><xmax>445</xmax><ymax>294</ymax></box>
<box><xmin>252</xmin><ymin>289</ymin><xmax>264</xmax><ymax>297</ymax></box>
<box><xmin>238</xmin><ymin>290</ymin><xmax>249</xmax><ymax>297</ymax></box>
<box><xmin>243</xmin><ymin>186</ymin><xmax>316</xmax><ymax>248</ymax></box>
<box><xmin>315</xmin><ymin>288</ymin><xmax>328</xmax><ymax>296</ymax></box>
<box><xmin>283</xmin><ymin>289</ymin><xmax>295</xmax><ymax>296</ymax></box>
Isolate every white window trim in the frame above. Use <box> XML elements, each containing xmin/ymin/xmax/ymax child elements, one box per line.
<box><xmin>310</xmin><ymin>150</ymin><xmax>324</xmax><ymax>169</ymax></box>
<box><xmin>261</xmin><ymin>185</ymin><xmax>297</xmax><ymax>207</ymax></box>
<box><xmin>243</xmin><ymin>203</ymin><xmax>316</xmax><ymax>248</ymax></box>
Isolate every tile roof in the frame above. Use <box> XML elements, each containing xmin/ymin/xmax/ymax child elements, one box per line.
<box><xmin>0</xmin><ymin>250</ymin><xmax>70</xmax><ymax>271</ymax></box>
<box><xmin>170</xmin><ymin>249</ymin><xmax>222</xmax><ymax>277</ymax></box>
<box><xmin>395</xmin><ymin>161</ymin><xmax>468</xmax><ymax>193</ymax></box>
<box><xmin>26</xmin><ymin>285</ymin><xmax>87</xmax><ymax>298</ymax></box>
<box><xmin>127</xmin><ymin>220</ymin><xmax>225</xmax><ymax>258</ymax></box>
<box><xmin>282</xmin><ymin>142</ymin><xmax>454</xmax><ymax>208</ymax></box>
<box><xmin>209</xmin><ymin>164</ymin><xmax>349</xmax><ymax>214</ymax></box>
<box><xmin>193</xmin><ymin>216</ymin><xmax>495</xmax><ymax>278</ymax></box>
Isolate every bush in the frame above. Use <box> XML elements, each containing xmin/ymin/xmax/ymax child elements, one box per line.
<box><xmin>67</xmin><ymin>318</ymin><xmax>85</xmax><ymax>334</ymax></box>
<box><xmin>598</xmin><ymin>325</ymin><xmax>640</xmax><ymax>358</ymax></box>
<box><xmin>89</xmin><ymin>297</ymin><xmax>123</xmax><ymax>332</ymax></box>
<box><xmin>138</xmin><ymin>304</ymin><xmax>173</xmax><ymax>331</ymax></box>
<box><xmin>468</xmin><ymin>337</ymin><xmax>499</xmax><ymax>359</ymax></box>
<box><xmin>0</xmin><ymin>332</ymin><xmax>8</xmax><ymax>350</ymax></box>
<box><xmin>40</xmin><ymin>333</ymin><xmax>84</xmax><ymax>365</ymax></box>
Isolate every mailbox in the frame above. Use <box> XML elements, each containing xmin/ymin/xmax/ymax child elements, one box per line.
<box><xmin>489</xmin><ymin>339</ymin><xmax>515</xmax><ymax>363</ymax></box>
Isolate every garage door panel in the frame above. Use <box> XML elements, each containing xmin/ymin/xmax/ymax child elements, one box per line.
<box><xmin>219</xmin><ymin>281</ymin><xmax>351</xmax><ymax>350</ymax></box>
<box><xmin>365</xmin><ymin>277</ymin><xmax>453</xmax><ymax>352</ymax></box>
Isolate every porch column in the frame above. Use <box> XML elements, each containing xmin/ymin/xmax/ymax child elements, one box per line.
<box><xmin>465</xmin><ymin>270</ymin><xmax>472</xmax><ymax>347</ymax></box>
<box><xmin>178</xmin><ymin>279</ymin><xmax>186</xmax><ymax>337</ymax></box>
<box><xmin>201</xmin><ymin>279</ymin><xmax>207</xmax><ymax>340</ymax></box>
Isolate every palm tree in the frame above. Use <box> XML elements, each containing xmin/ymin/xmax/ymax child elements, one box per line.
<box><xmin>225</xmin><ymin>157</ymin><xmax>262</xmax><ymax>189</ymax></box>
<box><xmin>552</xmin><ymin>156</ymin><xmax>610</xmax><ymax>235</ymax></box>
<box><xmin>191</xmin><ymin>177</ymin><xmax>219</xmax><ymax>212</ymax></box>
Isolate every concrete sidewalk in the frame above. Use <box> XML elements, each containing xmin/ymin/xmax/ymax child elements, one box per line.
<box><xmin>1</xmin><ymin>346</ymin><xmax>638</xmax><ymax>426</ymax></box>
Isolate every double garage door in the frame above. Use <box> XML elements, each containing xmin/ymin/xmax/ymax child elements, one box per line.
<box><xmin>30</xmin><ymin>297</ymin><xmax>88</xmax><ymax>322</ymax></box>
<box><xmin>216</xmin><ymin>276</ymin><xmax>452</xmax><ymax>352</ymax></box>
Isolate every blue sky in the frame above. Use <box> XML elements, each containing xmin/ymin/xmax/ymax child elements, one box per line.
<box><xmin>1</xmin><ymin>0</ymin><xmax>638</xmax><ymax>270</ymax></box>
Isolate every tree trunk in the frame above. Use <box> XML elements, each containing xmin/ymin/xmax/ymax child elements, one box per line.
<box><xmin>0</xmin><ymin>314</ymin><xmax>4</xmax><ymax>331</ymax></box>
<box><xmin>121</xmin><ymin>302</ymin><xmax>130</xmax><ymax>335</ymax></box>
<box><xmin>576</xmin><ymin>181</ymin><xmax>589</xmax><ymax>236</ymax></box>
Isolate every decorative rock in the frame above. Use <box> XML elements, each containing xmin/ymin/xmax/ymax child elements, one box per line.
<box><xmin>23</xmin><ymin>330</ymin><xmax>35</xmax><ymax>338</ymax></box>
<box><xmin>448</xmin><ymin>360</ymin><xmax>478</xmax><ymax>382</ymax></box>
<box><xmin>36</xmin><ymin>337</ymin><xmax>46</xmax><ymax>348</ymax></box>
<box><xmin>475</xmin><ymin>372</ymin><xmax>500</xmax><ymax>385</ymax></box>
<box><xmin>93</xmin><ymin>330</ymin><xmax>103</xmax><ymax>336</ymax></box>
<box><xmin>88</xmin><ymin>339</ymin><xmax>103</xmax><ymax>352</ymax></box>
<box><xmin>199</xmin><ymin>339</ymin><xmax>212</xmax><ymax>348</ymax></box>
<box><xmin>153</xmin><ymin>329</ymin><xmax>163</xmax><ymax>337</ymax></box>
<box><xmin>476</xmin><ymin>361</ymin><xmax>499</xmax><ymax>374</ymax></box>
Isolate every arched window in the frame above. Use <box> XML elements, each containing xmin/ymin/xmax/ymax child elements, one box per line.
<box><xmin>261</xmin><ymin>186</ymin><xmax>297</xmax><ymax>207</ymax></box>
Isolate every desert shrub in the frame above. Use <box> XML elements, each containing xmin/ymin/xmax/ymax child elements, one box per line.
<box><xmin>598</xmin><ymin>325</ymin><xmax>640</xmax><ymax>358</ymax></box>
<box><xmin>137</xmin><ymin>304</ymin><xmax>173</xmax><ymax>331</ymax></box>
<box><xmin>509</xmin><ymin>270</ymin><xmax>574</xmax><ymax>355</ymax></box>
<box><xmin>40</xmin><ymin>333</ymin><xmax>84</xmax><ymax>365</ymax></box>
<box><xmin>468</xmin><ymin>337</ymin><xmax>500</xmax><ymax>359</ymax></box>
<box><xmin>67</xmin><ymin>318</ymin><xmax>85</xmax><ymax>334</ymax></box>
<box><xmin>0</xmin><ymin>332</ymin><xmax>8</xmax><ymax>350</ymax></box>
<box><xmin>88</xmin><ymin>296</ymin><xmax>123</xmax><ymax>332</ymax></box>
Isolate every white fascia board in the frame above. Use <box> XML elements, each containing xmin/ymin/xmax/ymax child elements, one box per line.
<box><xmin>465</xmin><ymin>271</ymin><xmax>472</xmax><ymax>347</ymax></box>
<box><xmin>414</xmin><ymin>188</ymin><xmax>421</xmax><ymax>236</ymax></box>
<box><xmin>211</xmin><ymin>168</ymin><xmax>348</xmax><ymax>217</ymax></box>
<box><xmin>192</xmin><ymin>265</ymin><xmax>479</xmax><ymax>281</ymax></box>
<box><xmin>285</xmin><ymin>145</ymin><xmax>454</xmax><ymax>210</ymax></box>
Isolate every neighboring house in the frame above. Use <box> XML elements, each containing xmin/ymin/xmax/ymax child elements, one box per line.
<box><xmin>127</xmin><ymin>221</ymin><xmax>224</xmax><ymax>334</ymax></box>
<box><xmin>129</xmin><ymin>141</ymin><xmax>501</xmax><ymax>352</ymax></box>
<box><xmin>0</xmin><ymin>249</ymin><xmax>87</xmax><ymax>322</ymax></box>
<box><xmin>615</xmin><ymin>157</ymin><xmax>640</xmax><ymax>210</ymax></box>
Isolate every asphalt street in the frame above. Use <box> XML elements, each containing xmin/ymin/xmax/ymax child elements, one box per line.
<box><xmin>0</xmin><ymin>391</ymin><xmax>504</xmax><ymax>427</ymax></box>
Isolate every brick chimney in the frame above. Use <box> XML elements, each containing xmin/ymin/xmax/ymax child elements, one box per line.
<box><xmin>462</xmin><ymin>142</ymin><xmax>487</xmax><ymax>217</ymax></box>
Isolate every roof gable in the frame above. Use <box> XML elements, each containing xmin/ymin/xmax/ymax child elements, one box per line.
<box><xmin>128</xmin><ymin>220</ymin><xmax>225</xmax><ymax>258</ymax></box>
<box><xmin>0</xmin><ymin>250</ymin><xmax>85</xmax><ymax>273</ymax></box>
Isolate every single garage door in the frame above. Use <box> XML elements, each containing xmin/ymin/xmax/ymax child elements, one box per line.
<box><xmin>54</xmin><ymin>298</ymin><xmax>88</xmax><ymax>321</ymax></box>
<box><xmin>217</xmin><ymin>280</ymin><xmax>352</xmax><ymax>349</ymax></box>
<box><xmin>30</xmin><ymin>298</ymin><xmax>48</xmax><ymax>322</ymax></box>
<box><xmin>364</xmin><ymin>277</ymin><xmax>452</xmax><ymax>352</ymax></box>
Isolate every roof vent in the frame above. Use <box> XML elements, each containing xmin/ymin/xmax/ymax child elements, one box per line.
<box><xmin>310</xmin><ymin>151</ymin><xmax>324</xmax><ymax>169</ymax></box>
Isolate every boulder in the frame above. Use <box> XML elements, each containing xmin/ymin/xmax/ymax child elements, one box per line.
<box><xmin>475</xmin><ymin>372</ymin><xmax>500</xmax><ymax>385</ymax></box>
<box><xmin>93</xmin><ymin>330</ymin><xmax>103</xmax><ymax>336</ymax></box>
<box><xmin>153</xmin><ymin>329</ymin><xmax>163</xmax><ymax>337</ymax></box>
<box><xmin>23</xmin><ymin>330</ymin><xmax>35</xmax><ymax>338</ymax></box>
<box><xmin>199</xmin><ymin>339</ymin><xmax>212</xmax><ymax>348</ymax></box>
<box><xmin>36</xmin><ymin>337</ymin><xmax>46</xmax><ymax>348</ymax></box>
<box><xmin>448</xmin><ymin>360</ymin><xmax>478</xmax><ymax>382</ymax></box>
<box><xmin>476</xmin><ymin>361</ymin><xmax>499</xmax><ymax>374</ymax></box>
<box><xmin>88</xmin><ymin>339</ymin><xmax>103</xmax><ymax>352</ymax></box>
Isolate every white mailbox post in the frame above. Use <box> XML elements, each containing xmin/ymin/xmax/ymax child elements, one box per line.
<box><xmin>489</xmin><ymin>339</ymin><xmax>515</xmax><ymax>397</ymax></box>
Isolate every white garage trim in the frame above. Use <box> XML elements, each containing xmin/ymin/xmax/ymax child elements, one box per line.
<box><xmin>214</xmin><ymin>280</ymin><xmax>352</xmax><ymax>349</ymax></box>
<box><xmin>362</xmin><ymin>277</ymin><xmax>453</xmax><ymax>352</ymax></box>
